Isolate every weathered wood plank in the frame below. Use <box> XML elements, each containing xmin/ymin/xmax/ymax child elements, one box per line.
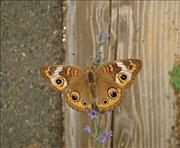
<box><xmin>110</xmin><ymin>1</ymin><xmax>180</xmax><ymax>148</ymax></box>
<box><xmin>64</xmin><ymin>1</ymin><xmax>180</xmax><ymax>148</ymax></box>
<box><xmin>65</xmin><ymin>1</ymin><xmax>111</xmax><ymax>148</ymax></box>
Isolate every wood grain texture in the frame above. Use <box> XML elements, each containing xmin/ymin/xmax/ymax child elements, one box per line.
<box><xmin>110</xmin><ymin>1</ymin><xmax>180</xmax><ymax>148</ymax></box>
<box><xmin>65</xmin><ymin>1</ymin><xmax>111</xmax><ymax>148</ymax></box>
<box><xmin>65</xmin><ymin>1</ymin><xmax>180</xmax><ymax>148</ymax></box>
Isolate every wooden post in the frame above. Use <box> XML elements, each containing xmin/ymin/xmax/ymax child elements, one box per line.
<box><xmin>64</xmin><ymin>1</ymin><xmax>111</xmax><ymax>148</ymax></box>
<box><xmin>64</xmin><ymin>1</ymin><xmax>180</xmax><ymax>148</ymax></box>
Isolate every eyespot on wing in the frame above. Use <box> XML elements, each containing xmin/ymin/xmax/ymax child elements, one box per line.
<box><xmin>40</xmin><ymin>65</ymin><xmax>67</xmax><ymax>91</ymax></box>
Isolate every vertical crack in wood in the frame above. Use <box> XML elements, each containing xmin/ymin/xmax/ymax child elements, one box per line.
<box><xmin>115</xmin><ymin>7</ymin><xmax>119</xmax><ymax>60</ymax></box>
<box><xmin>107</xmin><ymin>0</ymin><xmax>112</xmax><ymax>62</ymax></box>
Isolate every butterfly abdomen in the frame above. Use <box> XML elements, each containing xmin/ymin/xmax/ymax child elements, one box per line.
<box><xmin>86</xmin><ymin>68</ymin><xmax>97</xmax><ymax>99</ymax></box>
<box><xmin>87</xmin><ymin>71</ymin><xmax>95</xmax><ymax>82</ymax></box>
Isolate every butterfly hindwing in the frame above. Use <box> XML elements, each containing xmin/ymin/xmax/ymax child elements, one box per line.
<box><xmin>63</xmin><ymin>77</ymin><xmax>94</xmax><ymax>111</ymax></box>
<box><xmin>95</xmin><ymin>77</ymin><xmax>124</xmax><ymax>112</ymax></box>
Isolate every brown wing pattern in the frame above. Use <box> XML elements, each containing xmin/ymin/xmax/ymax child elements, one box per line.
<box><xmin>95</xmin><ymin>59</ymin><xmax>142</xmax><ymax>111</ymax></box>
<box><xmin>95</xmin><ymin>59</ymin><xmax>142</xmax><ymax>89</ymax></box>
<box><xmin>41</xmin><ymin>65</ymin><xmax>93</xmax><ymax>111</ymax></box>
<box><xmin>40</xmin><ymin>65</ymin><xmax>86</xmax><ymax>92</ymax></box>
<box><xmin>40</xmin><ymin>59</ymin><xmax>141</xmax><ymax>112</ymax></box>
<box><xmin>95</xmin><ymin>77</ymin><xmax>124</xmax><ymax>112</ymax></box>
<box><xmin>63</xmin><ymin>77</ymin><xmax>94</xmax><ymax>111</ymax></box>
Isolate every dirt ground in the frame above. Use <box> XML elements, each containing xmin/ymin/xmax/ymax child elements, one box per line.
<box><xmin>1</xmin><ymin>1</ymin><xmax>64</xmax><ymax>148</ymax></box>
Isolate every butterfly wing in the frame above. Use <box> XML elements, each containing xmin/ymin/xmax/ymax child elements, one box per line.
<box><xmin>40</xmin><ymin>65</ymin><xmax>86</xmax><ymax>91</ymax></box>
<box><xmin>95</xmin><ymin>59</ymin><xmax>142</xmax><ymax>88</ymax></box>
<box><xmin>63</xmin><ymin>77</ymin><xmax>94</xmax><ymax>111</ymax></box>
<box><xmin>40</xmin><ymin>65</ymin><xmax>93</xmax><ymax>111</ymax></box>
<box><xmin>95</xmin><ymin>59</ymin><xmax>142</xmax><ymax>112</ymax></box>
<box><xmin>95</xmin><ymin>77</ymin><xmax>124</xmax><ymax>112</ymax></box>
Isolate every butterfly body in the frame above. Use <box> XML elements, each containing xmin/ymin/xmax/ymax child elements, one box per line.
<box><xmin>41</xmin><ymin>59</ymin><xmax>141</xmax><ymax>112</ymax></box>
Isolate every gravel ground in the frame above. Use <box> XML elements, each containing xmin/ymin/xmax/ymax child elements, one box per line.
<box><xmin>1</xmin><ymin>1</ymin><xmax>64</xmax><ymax>148</ymax></box>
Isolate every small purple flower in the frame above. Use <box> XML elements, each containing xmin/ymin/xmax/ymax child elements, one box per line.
<box><xmin>106</xmin><ymin>130</ymin><xmax>113</xmax><ymax>137</ymax></box>
<box><xmin>98</xmin><ymin>131</ymin><xmax>113</xmax><ymax>144</ymax></box>
<box><xmin>88</xmin><ymin>109</ymin><xmax>97</xmax><ymax>119</ymax></box>
<box><xmin>99</xmin><ymin>135</ymin><xmax>107</xmax><ymax>143</ymax></box>
<box><xmin>84</xmin><ymin>125</ymin><xmax>91</xmax><ymax>133</ymax></box>
<box><xmin>98</xmin><ymin>32</ymin><xmax>103</xmax><ymax>41</ymax></box>
<box><xmin>98</xmin><ymin>31</ymin><xmax>103</xmax><ymax>37</ymax></box>
<box><xmin>106</xmin><ymin>32</ymin><xmax>110</xmax><ymax>38</ymax></box>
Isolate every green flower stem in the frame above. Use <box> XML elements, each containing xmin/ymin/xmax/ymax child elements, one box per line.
<box><xmin>93</xmin><ymin>118</ymin><xmax>98</xmax><ymax>138</ymax></box>
<box><xmin>93</xmin><ymin>114</ymin><xmax>103</xmax><ymax>148</ymax></box>
<box><xmin>97</xmin><ymin>143</ymin><xmax>103</xmax><ymax>148</ymax></box>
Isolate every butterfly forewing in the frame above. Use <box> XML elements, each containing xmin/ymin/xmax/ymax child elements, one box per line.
<box><xmin>40</xmin><ymin>65</ymin><xmax>86</xmax><ymax>92</ymax></box>
<box><xmin>95</xmin><ymin>59</ymin><xmax>142</xmax><ymax>89</ymax></box>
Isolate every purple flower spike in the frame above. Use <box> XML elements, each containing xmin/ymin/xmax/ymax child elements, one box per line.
<box><xmin>106</xmin><ymin>130</ymin><xmax>113</xmax><ymax>137</ymax></box>
<box><xmin>84</xmin><ymin>125</ymin><xmax>91</xmax><ymax>133</ymax></box>
<box><xmin>106</xmin><ymin>32</ymin><xmax>110</xmax><ymax>38</ymax></box>
<box><xmin>88</xmin><ymin>109</ymin><xmax>97</xmax><ymax>119</ymax></box>
<box><xmin>99</xmin><ymin>135</ymin><xmax>107</xmax><ymax>144</ymax></box>
<box><xmin>98</xmin><ymin>31</ymin><xmax>103</xmax><ymax>37</ymax></box>
<box><xmin>98</xmin><ymin>32</ymin><xmax>103</xmax><ymax>41</ymax></box>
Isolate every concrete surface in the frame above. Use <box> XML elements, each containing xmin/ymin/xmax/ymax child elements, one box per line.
<box><xmin>1</xmin><ymin>1</ymin><xmax>64</xmax><ymax>148</ymax></box>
